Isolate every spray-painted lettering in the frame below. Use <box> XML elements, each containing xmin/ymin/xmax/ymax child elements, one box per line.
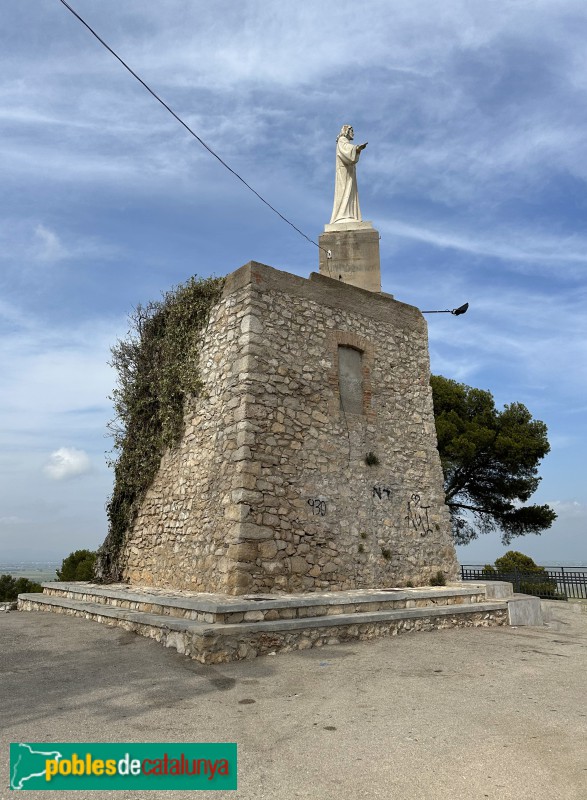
<box><xmin>307</xmin><ymin>498</ymin><xmax>327</xmax><ymax>516</ymax></box>
<box><xmin>406</xmin><ymin>493</ymin><xmax>432</xmax><ymax>537</ymax></box>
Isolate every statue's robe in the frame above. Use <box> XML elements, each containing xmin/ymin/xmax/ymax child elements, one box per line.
<box><xmin>330</xmin><ymin>136</ymin><xmax>362</xmax><ymax>224</ymax></box>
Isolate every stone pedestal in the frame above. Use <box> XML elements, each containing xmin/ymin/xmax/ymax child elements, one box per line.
<box><xmin>319</xmin><ymin>221</ymin><xmax>381</xmax><ymax>293</ymax></box>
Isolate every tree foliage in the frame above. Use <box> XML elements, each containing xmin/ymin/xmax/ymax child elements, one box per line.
<box><xmin>494</xmin><ymin>550</ymin><xmax>548</xmax><ymax>574</ymax></box>
<box><xmin>482</xmin><ymin>551</ymin><xmax>561</xmax><ymax>598</ymax></box>
<box><xmin>96</xmin><ymin>275</ymin><xmax>224</xmax><ymax>582</ymax></box>
<box><xmin>431</xmin><ymin>375</ymin><xmax>556</xmax><ymax>545</ymax></box>
<box><xmin>57</xmin><ymin>549</ymin><xmax>97</xmax><ymax>581</ymax></box>
<box><xmin>0</xmin><ymin>575</ymin><xmax>42</xmax><ymax>602</ymax></box>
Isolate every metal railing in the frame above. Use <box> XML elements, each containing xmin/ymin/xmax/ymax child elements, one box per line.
<box><xmin>460</xmin><ymin>565</ymin><xmax>587</xmax><ymax>600</ymax></box>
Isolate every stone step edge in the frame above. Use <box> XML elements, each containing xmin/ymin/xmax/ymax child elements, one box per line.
<box><xmin>40</xmin><ymin>582</ymin><xmax>485</xmax><ymax>614</ymax></box>
<box><xmin>19</xmin><ymin>593</ymin><xmax>507</xmax><ymax>636</ymax></box>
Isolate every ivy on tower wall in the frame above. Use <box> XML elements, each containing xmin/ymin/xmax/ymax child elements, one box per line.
<box><xmin>95</xmin><ymin>275</ymin><xmax>224</xmax><ymax>582</ymax></box>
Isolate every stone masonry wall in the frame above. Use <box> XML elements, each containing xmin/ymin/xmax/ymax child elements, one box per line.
<box><xmin>120</xmin><ymin>277</ymin><xmax>247</xmax><ymax>591</ymax></box>
<box><xmin>121</xmin><ymin>262</ymin><xmax>459</xmax><ymax>594</ymax></box>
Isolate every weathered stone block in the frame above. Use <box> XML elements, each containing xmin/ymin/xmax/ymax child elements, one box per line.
<box><xmin>262</xmin><ymin>561</ymin><xmax>284</xmax><ymax>575</ymax></box>
<box><xmin>239</xmin><ymin>523</ymin><xmax>274</xmax><ymax>541</ymax></box>
<box><xmin>290</xmin><ymin>556</ymin><xmax>308</xmax><ymax>575</ymax></box>
<box><xmin>227</xmin><ymin>542</ymin><xmax>258</xmax><ymax>562</ymax></box>
<box><xmin>258</xmin><ymin>541</ymin><xmax>278</xmax><ymax>560</ymax></box>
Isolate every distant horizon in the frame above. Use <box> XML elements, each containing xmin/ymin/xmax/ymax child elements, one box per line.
<box><xmin>2</xmin><ymin>556</ymin><xmax>586</xmax><ymax>569</ymax></box>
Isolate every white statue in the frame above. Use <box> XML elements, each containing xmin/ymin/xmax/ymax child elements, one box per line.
<box><xmin>330</xmin><ymin>124</ymin><xmax>368</xmax><ymax>224</ymax></box>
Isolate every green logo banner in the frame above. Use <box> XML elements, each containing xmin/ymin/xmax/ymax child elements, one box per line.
<box><xmin>10</xmin><ymin>743</ymin><xmax>237</xmax><ymax>791</ymax></box>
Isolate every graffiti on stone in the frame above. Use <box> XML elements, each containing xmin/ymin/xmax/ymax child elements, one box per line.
<box><xmin>372</xmin><ymin>485</ymin><xmax>392</xmax><ymax>500</ymax></box>
<box><xmin>406</xmin><ymin>493</ymin><xmax>432</xmax><ymax>537</ymax></box>
<box><xmin>307</xmin><ymin>498</ymin><xmax>327</xmax><ymax>516</ymax></box>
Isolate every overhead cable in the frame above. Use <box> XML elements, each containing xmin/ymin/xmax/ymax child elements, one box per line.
<box><xmin>58</xmin><ymin>0</ymin><xmax>326</xmax><ymax>254</ymax></box>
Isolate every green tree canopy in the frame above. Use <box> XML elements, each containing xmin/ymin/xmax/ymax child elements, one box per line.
<box><xmin>57</xmin><ymin>549</ymin><xmax>97</xmax><ymax>581</ymax></box>
<box><xmin>493</xmin><ymin>550</ymin><xmax>547</xmax><ymax>574</ymax></box>
<box><xmin>431</xmin><ymin>375</ymin><xmax>556</xmax><ymax>545</ymax></box>
<box><xmin>0</xmin><ymin>575</ymin><xmax>42</xmax><ymax>602</ymax></box>
<box><xmin>482</xmin><ymin>551</ymin><xmax>561</xmax><ymax>598</ymax></box>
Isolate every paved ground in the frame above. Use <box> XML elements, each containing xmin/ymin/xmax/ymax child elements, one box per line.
<box><xmin>1</xmin><ymin>602</ymin><xmax>586</xmax><ymax>800</ymax></box>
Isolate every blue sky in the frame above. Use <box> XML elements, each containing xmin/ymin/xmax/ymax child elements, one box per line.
<box><xmin>1</xmin><ymin>0</ymin><xmax>586</xmax><ymax>565</ymax></box>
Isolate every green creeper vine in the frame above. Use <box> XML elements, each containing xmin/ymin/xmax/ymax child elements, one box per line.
<box><xmin>95</xmin><ymin>275</ymin><xmax>225</xmax><ymax>582</ymax></box>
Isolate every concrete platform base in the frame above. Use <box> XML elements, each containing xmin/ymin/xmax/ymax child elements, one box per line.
<box><xmin>318</xmin><ymin>224</ymin><xmax>381</xmax><ymax>292</ymax></box>
<box><xmin>461</xmin><ymin>581</ymin><xmax>544</xmax><ymax>626</ymax></box>
<box><xmin>17</xmin><ymin>581</ymin><xmax>539</xmax><ymax>663</ymax></box>
<box><xmin>507</xmin><ymin>594</ymin><xmax>543</xmax><ymax>626</ymax></box>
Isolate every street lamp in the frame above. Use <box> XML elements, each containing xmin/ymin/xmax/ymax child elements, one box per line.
<box><xmin>421</xmin><ymin>302</ymin><xmax>469</xmax><ymax>316</ymax></box>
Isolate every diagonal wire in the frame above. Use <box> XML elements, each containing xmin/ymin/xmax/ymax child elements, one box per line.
<box><xmin>58</xmin><ymin>0</ymin><xmax>327</xmax><ymax>253</ymax></box>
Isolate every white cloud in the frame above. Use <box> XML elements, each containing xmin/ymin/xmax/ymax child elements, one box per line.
<box><xmin>4</xmin><ymin>0</ymin><xmax>587</xmax><ymax>201</ymax></box>
<box><xmin>34</xmin><ymin>224</ymin><xmax>68</xmax><ymax>262</ymax></box>
<box><xmin>0</xmin><ymin>306</ymin><xmax>120</xmax><ymax>450</ymax></box>
<box><xmin>0</xmin><ymin>516</ymin><xmax>26</xmax><ymax>526</ymax></box>
<box><xmin>546</xmin><ymin>500</ymin><xmax>587</xmax><ymax>520</ymax></box>
<box><xmin>379</xmin><ymin>218</ymin><xmax>587</xmax><ymax>272</ymax></box>
<box><xmin>43</xmin><ymin>448</ymin><xmax>92</xmax><ymax>481</ymax></box>
<box><xmin>0</xmin><ymin>221</ymin><xmax>120</xmax><ymax>270</ymax></box>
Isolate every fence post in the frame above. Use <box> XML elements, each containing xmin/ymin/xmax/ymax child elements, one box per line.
<box><xmin>560</xmin><ymin>566</ymin><xmax>568</xmax><ymax>599</ymax></box>
<box><xmin>513</xmin><ymin>567</ymin><xmax>520</xmax><ymax>592</ymax></box>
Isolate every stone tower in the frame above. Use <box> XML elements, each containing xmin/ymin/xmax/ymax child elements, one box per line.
<box><xmin>118</xmin><ymin>126</ymin><xmax>459</xmax><ymax>594</ymax></box>
<box><xmin>120</xmin><ymin>261</ymin><xmax>459</xmax><ymax>594</ymax></box>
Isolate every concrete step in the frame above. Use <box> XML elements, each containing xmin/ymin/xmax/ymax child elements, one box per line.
<box><xmin>39</xmin><ymin>581</ymin><xmax>490</xmax><ymax>625</ymax></box>
<box><xmin>18</xmin><ymin>591</ymin><xmax>508</xmax><ymax>664</ymax></box>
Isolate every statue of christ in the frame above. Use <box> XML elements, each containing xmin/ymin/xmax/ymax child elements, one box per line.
<box><xmin>330</xmin><ymin>124</ymin><xmax>368</xmax><ymax>224</ymax></box>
